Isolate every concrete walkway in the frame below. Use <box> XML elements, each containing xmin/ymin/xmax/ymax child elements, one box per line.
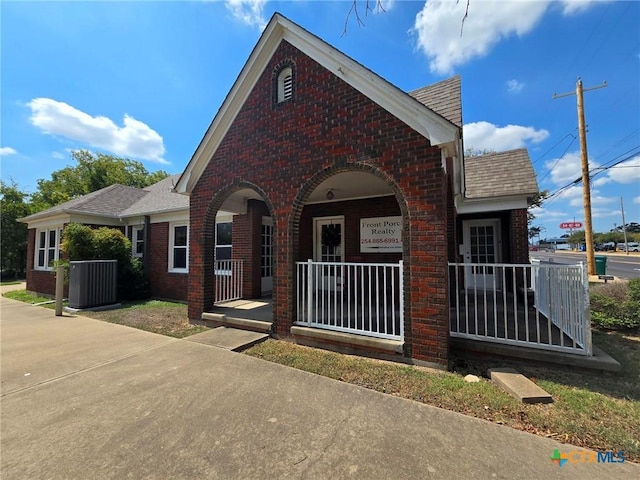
<box><xmin>1</xmin><ymin>291</ymin><xmax>637</xmax><ymax>479</ymax></box>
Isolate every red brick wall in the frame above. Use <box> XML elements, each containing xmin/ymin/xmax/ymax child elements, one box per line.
<box><xmin>147</xmin><ymin>222</ymin><xmax>188</xmax><ymax>302</ymax></box>
<box><xmin>189</xmin><ymin>40</ymin><xmax>450</xmax><ymax>365</ymax></box>
<box><xmin>25</xmin><ymin>228</ymin><xmax>60</xmax><ymax>297</ymax></box>
<box><xmin>510</xmin><ymin>209</ymin><xmax>530</xmax><ymax>264</ymax></box>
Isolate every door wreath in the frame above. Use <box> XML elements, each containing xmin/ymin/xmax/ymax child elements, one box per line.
<box><xmin>322</xmin><ymin>224</ymin><xmax>341</xmax><ymax>248</ymax></box>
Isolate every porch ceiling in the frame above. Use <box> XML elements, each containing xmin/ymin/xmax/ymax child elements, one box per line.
<box><xmin>220</xmin><ymin>173</ymin><xmax>394</xmax><ymax>214</ymax></box>
<box><xmin>307</xmin><ymin>172</ymin><xmax>394</xmax><ymax>204</ymax></box>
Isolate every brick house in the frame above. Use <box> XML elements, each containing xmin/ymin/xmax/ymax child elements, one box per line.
<box><xmin>20</xmin><ymin>175</ymin><xmax>235</xmax><ymax>303</ymax></box>
<box><xmin>21</xmin><ymin>14</ymin><xmax>546</xmax><ymax>368</ymax></box>
<box><xmin>173</xmin><ymin>14</ymin><xmax>539</xmax><ymax>368</ymax></box>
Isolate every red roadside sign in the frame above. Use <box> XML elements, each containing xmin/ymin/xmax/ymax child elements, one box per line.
<box><xmin>559</xmin><ymin>222</ymin><xmax>583</xmax><ymax>229</ymax></box>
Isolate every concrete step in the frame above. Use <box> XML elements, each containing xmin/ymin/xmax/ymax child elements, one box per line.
<box><xmin>488</xmin><ymin>367</ymin><xmax>553</xmax><ymax>404</ymax></box>
<box><xmin>201</xmin><ymin>312</ymin><xmax>273</xmax><ymax>333</ymax></box>
<box><xmin>185</xmin><ymin>327</ymin><xmax>269</xmax><ymax>352</ymax></box>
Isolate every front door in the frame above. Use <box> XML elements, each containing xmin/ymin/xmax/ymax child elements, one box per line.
<box><xmin>261</xmin><ymin>217</ymin><xmax>273</xmax><ymax>295</ymax></box>
<box><xmin>313</xmin><ymin>217</ymin><xmax>344</xmax><ymax>292</ymax></box>
<box><xmin>463</xmin><ymin>219</ymin><xmax>502</xmax><ymax>290</ymax></box>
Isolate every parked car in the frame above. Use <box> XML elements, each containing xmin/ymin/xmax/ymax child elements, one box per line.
<box><xmin>595</xmin><ymin>242</ymin><xmax>616</xmax><ymax>251</ymax></box>
<box><xmin>619</xmin><ymin>242</ymin><xmax>640</xmax><ymax>252</ymax></box>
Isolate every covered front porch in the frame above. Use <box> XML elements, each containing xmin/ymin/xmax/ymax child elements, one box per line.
<box><xmin>204</xmin><ymin>255</ymin><xmax>598</xmax><ymax>366</ymax></box>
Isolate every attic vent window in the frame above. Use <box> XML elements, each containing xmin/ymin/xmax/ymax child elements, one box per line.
<box><xmin>277</xmin><ymin>67</ymin><xmax>293</xmax><ymax>103</ymax></box>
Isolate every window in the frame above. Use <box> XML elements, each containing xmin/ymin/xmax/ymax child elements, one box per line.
<box><xmin>132</xmin><ymin>226</ymin><xmax>144</xmax><ymax>258</ymax></box>
<box><xmin>35</xmin><ymin>227</ymin><xmax>62</xmax><ymax>270</ymax></box>
<box><xmin>215</xmin><ymin>222</ymin><xmax>232</xmax><ymax>261</ymax></box>
<box><xmin>277</xmin><ymin>66</ymin><xmax>293</xmax><ymax>103</ymax></box>
<box><xmin>169</xmin><ymin>224</ymin><xmax>189</xmax><ymax>273</ymax></box>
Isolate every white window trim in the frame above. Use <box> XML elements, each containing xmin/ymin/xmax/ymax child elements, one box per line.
<box><xmin>168</xmin><ymin>222</ymin><xmax>189</xmax><ymax>273</ymax></box>
<box><xmin>34</xmin><ymin>226</ymin><xmax>63</xmax><ymax>271</ymax></box>
<box><xmin>131</xmin><ymin>225</ymin><xmax>144</xmax><ymax>258</ymax></box>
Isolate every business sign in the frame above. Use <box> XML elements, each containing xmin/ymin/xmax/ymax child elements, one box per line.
<box><xmin>360</xmin><ymin>216</ymin><xmax>402</xmax><ymax>253</ymax></box>
<box><xmin>559</xmin><ymin>222</ymin><xmax>583</xmax><ymax>229</ymax></box>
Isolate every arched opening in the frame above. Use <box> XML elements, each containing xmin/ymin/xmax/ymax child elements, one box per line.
<box><xmin>290</xmin><ymin>166</ymin><xmax>409</xmax><ymax>343</ymax></box>
<box><xmin>199</xmin><ymin>183</ymin><xmax>275</xmax><ymax>326</ymax></box>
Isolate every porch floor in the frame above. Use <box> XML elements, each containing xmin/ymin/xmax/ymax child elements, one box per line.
<box><xmin>450</xmin><ymin>290</ymin><xmax>584</xmax><ymax>351</ymax></box>
<box><xmin>210</xmin><ymin>297</ymin><xmax>273</xmax><ymax>323</ymax></box>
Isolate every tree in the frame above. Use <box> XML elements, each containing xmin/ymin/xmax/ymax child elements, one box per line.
<box><xmin>527</xmin><ymin>190</ymin><xmax>548</xmax><ymax>227</ymax></box>
<box><xmin>30</xmin><ymin>150</ymin><xmax>169</xmax><ymax>211</ymax></box>
<box><xmin>567</xmin><ymin>230</ymin><xmax>585</xmax><ymax>246</ymax></box>
<box><xmin>0</xmin><ymin>181</ymin><xmax>32</xmax><ymax>278</ymax></box>
<box><xmin>528</xmin><ymin>226</ymin><xmax>541</xmax><ymax>244</ymax></box>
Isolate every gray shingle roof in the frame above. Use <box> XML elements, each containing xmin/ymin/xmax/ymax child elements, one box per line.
<box><xmin>119</xmin><ymin>174</ymin><xmax>188</xmax><ymax>217</ymax></box>
<box><xmin>21</xmin><ymin>184</ymin><xmax>148</xmax><ymax>222</ymax></box>
<box><xmin>408</xmin><ymin>76</ymin><xmax>462</xmax><ymax>127</ymax></box>
<box><xmin>464</xmin><ymin>149</ymin><xmax>538</xmax><ymax>199</ymax></box>
<box><xmin>20</xmin><ymin>175</ymin><xmax>187</xmax><ymax>223</ymax></box>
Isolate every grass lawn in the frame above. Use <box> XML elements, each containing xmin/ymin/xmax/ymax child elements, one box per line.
<box><xmin>4</xmin><ymin>289</ymin><xmax>639</xmax><ymax>461</ymax></box>
<box><xmin>78</xmin><ymin>300</ymin><xmax>208</xmax><ymax>338</ymax></box>
<box><xmin>245</xmin><ymin>331</ymin><xmax>640</xmax><ymax>462</ymax></box>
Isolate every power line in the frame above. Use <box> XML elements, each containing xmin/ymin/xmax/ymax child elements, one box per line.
<box><xmin>531</xmin><ymin>133</ymin><xmax>576</xmax><ymax>167</ymax></box>
<box><xmin>544</xmin><ymin>147</ymin><xmax>640</xmax><ymax>202</ymax></box>
<box><xmin>536</xmin><ymin>135</ymin><xmax>577</xmax><ymax>183</ymax></box>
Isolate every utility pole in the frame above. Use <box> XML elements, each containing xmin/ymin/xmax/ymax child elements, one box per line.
<box><xmin>553</xmin><ymin>78</ymin><xmax>607</xmax><ymax>275</ymax></box>
<box><xmin>621</xmin><ymin>196</ymin><xmax>629</xmax><ymax>255</ymax></box>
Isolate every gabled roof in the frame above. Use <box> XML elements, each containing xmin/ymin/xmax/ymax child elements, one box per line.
<box><xmin>408</xmin><ymin>76</ymin><xmax>462</xmax><ymax>127</ymax></box>
<box><xmin>175</xmin><ymin>12</ymin><xmax>459</xmax><ymax>194</ymax></box>
<box><xmin>119</xmin><ymin>175</ymin><xmax>188</xmax><ymax>217</ymax></box>
<box><xmin>20</xmin><ymin>184</ymin><xmax>148</xmax><ymax>222</ymax></box>
<box><xmin>19</xmin><ymin>175</ymin><xmax>188</xmax><ymax>224</ymax></box>
<box><xmin>464</xmin><ymin>149</ymin><xmax>538</xmax><ymax>199</ymax></box>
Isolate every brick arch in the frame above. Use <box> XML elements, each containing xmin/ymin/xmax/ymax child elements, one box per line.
<box><xmin>288</xmin><ymin>162</ymin><xmax>413</xmax><ymax>357</ymax></box>
<box><xmin>188</xmin><ymin>180</ymin><xmax>276</xmax><ymax>321</ymax></box>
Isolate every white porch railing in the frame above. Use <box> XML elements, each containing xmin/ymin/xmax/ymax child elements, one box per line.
<box><xmin>215</xmin><ymin>259</ymin><xmax>243</xmax><ymax>304</ymax></box>
<box><xmin>449</xmin><ymin>262</ymin><xmax>591</xmax><ymax>355</ymax></box>
<box><xmin>296</xmin><ymin>260</ymin><xmax>404</xmax><ymax>341</ymax></box>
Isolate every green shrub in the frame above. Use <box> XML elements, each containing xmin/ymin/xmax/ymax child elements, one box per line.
<box><xmin>61</xmin><ymin>223</ymin><xmax>95</xmax><ymax>260</ymax></box>
<box><xmin>92</xmin><ymin>228</ymin><xmax>131</xmax><ymax>265</ymax></box>
<box><xmin>590</xmin><ymin>279</ymin><xmax>640</xmax><ymax>331</ymax></box>
<box><xmin>118</xmin><ymin>257</ymin><xmax>150</xmax><ymax>301</ymax></box>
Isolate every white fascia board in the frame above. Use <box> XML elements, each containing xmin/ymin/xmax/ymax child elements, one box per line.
<box><xmin>149</xmin><ymin>211</ymin><xmax>190</xmax><ymax>225</ymax></box>
<box><xmin>175</xmin><ymin>14</ymin><xmax>459</xmax><ymax>195</ymax></box>
<box><xmin>455</xmin><ymin>195</ymin><xmax>529</xmax><ymax>214</ymax></box>
<box><xmin>120</xmin><ymin>207</ymin><xmax>189</xmax><ymax>219</ymax></box>
<box><xmin>24</xmin><ymin>214</ymin><xmax>70</xmax><ymax>230</ymax></box>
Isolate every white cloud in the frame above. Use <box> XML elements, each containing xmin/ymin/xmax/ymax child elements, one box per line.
<box><xmin>542</xmin><ymin>151</ymin><xmax>603</xmax><ymax>187</ymax></box>
<box><xmin>28</xmin><ymin>98</ymin><xmax>167</xmax><ymax>164</ymax></box>
<box><xmin>0</xmin><ymin>147</ymin><xmax>17</xmax><ymax>156</ymax></box>
<box><xmin>412</xmin><ymin>1</ymin><xmax>548</xmax><ymax>74</ymax></box>
<box><xmin>52</xmin><ymin>151</ymin><xmax>66</xmax><ymax>160</ymax></box>
<box><xmin>463</xmin><ymin>121</ymin><xmax>549</xmax><ymax>152</ymax></box>
<box><xmin>634</xmin><ymin>196</ymin><xmax>640</xmax><ymax>205</ymax></box>
<box><xmin>412</xmin><ymin>1</ymin><xmax>600</xmax><ymax>74</ymax></box>
<box><xmin>603</xmin><ymin>155</ymin><xmax>640</xmax><ymax>185</ymax></box>
<box><xmin>225</xmin><ymin>0</ymin><xmax>267</xmax><ymax>29</ymax></box>
<box><xmin>507</xmin><ymin>79</ymin><xmax>524</xmax><ymax>94</ymax></box>
<box><xmin>592</xmin><ymin>176</ymin><xmax>611</xmax><ymax>187</ymax></box>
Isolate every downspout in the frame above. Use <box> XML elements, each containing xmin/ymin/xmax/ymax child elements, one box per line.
<box><xmin>143</xmin><ymin>215</ymin><xmax>151</xmax><ymax>272</ymax></box>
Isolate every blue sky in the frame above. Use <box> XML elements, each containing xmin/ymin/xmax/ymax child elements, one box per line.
<box><xmin>1</xmin><ymin>0</ymin><xmax>638</xmax><ymax>238</ymax></box>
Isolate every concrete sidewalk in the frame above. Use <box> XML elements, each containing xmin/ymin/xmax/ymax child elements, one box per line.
<box><xmin>1</xmin><ymin>293</ymin><xmax>637</xmax><ymax>479</ymax></box>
